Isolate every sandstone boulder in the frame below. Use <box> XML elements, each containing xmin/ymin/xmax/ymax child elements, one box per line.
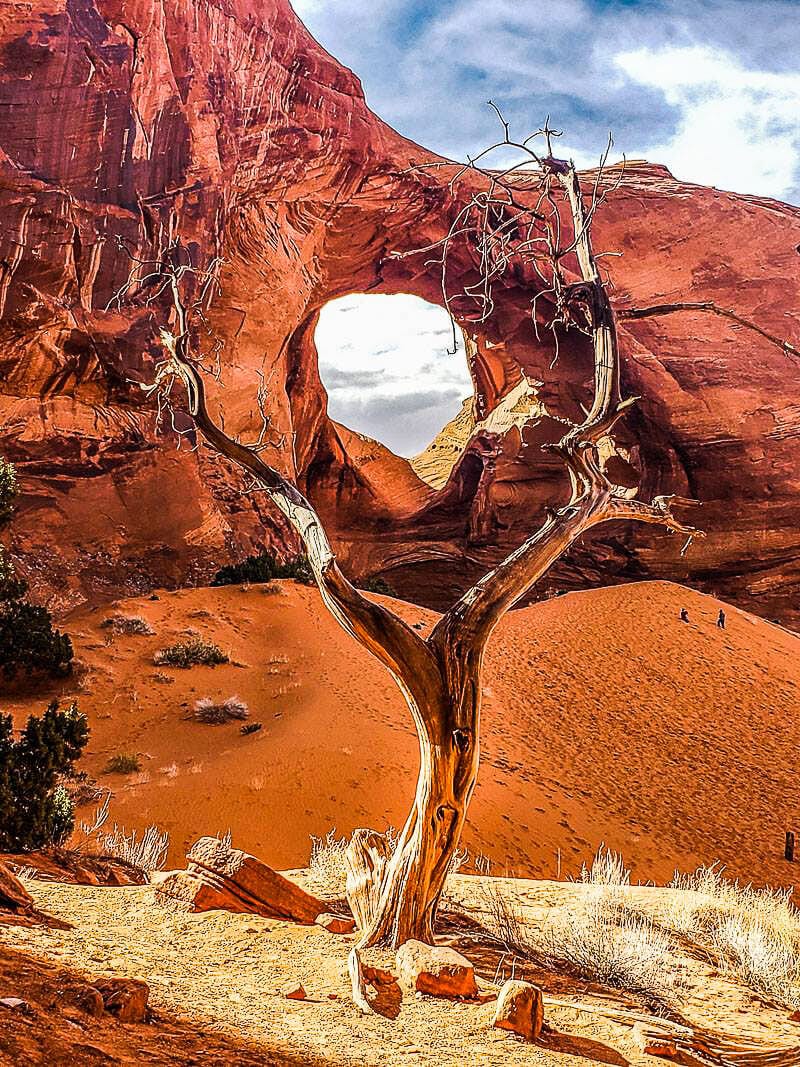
<box><xmin>492</xmin><ymin>980</ymin><xmax>544</xmax><ymax>1042</ymax></box>
<box><xmin>0</xmin><ymin>862</ymin><xmax>33</xmax><ymax>914</ymax></box>
<box><xmin>155</xmin><ymin>836</ymin><xmax>325</xmax><ymax>923</ymax></box>
<box><xmin>395</xmin><ymin>940</ymin><xmax>477</xmax><ymax>999</ymax></box>
<box><xmin>95</xmin><ymin>978</ymin><xmax>149</xmax><ymax>1023</ymax></box>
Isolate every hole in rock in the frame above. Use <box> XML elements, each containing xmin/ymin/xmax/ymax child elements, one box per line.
<box><xmin>315</xmin><ymin>294</ymin><xmax>473</xmax><ymax>467</ymax></box>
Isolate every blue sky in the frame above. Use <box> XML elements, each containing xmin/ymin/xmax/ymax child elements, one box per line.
<box><xmin>292</xmin><ymin>0</ymin><xmax>800</xmax><ymax>456</ymax></box>
<box><xmin>293</xmin><ymin>0</ymin><xmax>800</xmax><ymax>203</ymax></box>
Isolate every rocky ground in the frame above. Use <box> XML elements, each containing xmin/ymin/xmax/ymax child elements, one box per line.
<box><xmin>2</xmin><ymin>872</ymin><xmax>800</xmax><ymax>1067</ymax></box>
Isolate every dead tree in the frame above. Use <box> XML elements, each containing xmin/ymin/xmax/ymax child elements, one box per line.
<box><xmin>131</xmin><ymin>120</ymin><xmax>706</xmax><ymax>951</ymax></box>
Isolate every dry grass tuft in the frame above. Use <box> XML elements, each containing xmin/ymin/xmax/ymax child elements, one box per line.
<box><xmin>580</xmin><ymin>843</ymin><xmax>630</xmax><ymax>887</ymax></box>
<box><xmin>104</xmin><ymin>753</ymin><xmax>141</xmax><ymax>774</ymax></box>
<box><xmin>191</xmin><ymin>695</ymin><xmax>249</xmax><ymax>724</ymax></box>
<box><xmin>664</xmin><ymin>864</ymin><xmax>800</xmax><ymax>1008</ymax></box>
<box><xmin>97</xmin><ymin>823</ymin><xmax>170</xmax><ymax>873</ymax></box>
<box><xmin>478</xmin><ymin>878</ymin><xmax>676</xmax><ymax>1011</ymax></box>
<box><xmin>101</xmin><ymin>614</ymin><xmax>154</xmax><ymax>636</ymax></box>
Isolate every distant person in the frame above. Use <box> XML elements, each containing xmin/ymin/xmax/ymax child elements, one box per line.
<box><xmin>680</xmin><ymin>608</ymin><xmax>689</xmax><ymax>622</ymax></box>
<box><xmin>717</xmin><ymin>609</ymin><xmax>726</xmax><ymax>629</ymax></box>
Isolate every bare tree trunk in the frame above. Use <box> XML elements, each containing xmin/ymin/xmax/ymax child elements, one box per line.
<box><xmin>139</xmin><ymin>143</ymin><xmax>707</xmax><ymax>954</ymax></box>
<box><xmin>349</xmin><ymin>645</ymin><xmax>482</xmax><ymax>946</ymax></box>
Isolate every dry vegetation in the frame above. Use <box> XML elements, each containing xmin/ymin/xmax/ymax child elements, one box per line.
<box><xmin>663</xmin><ymin>865</ymin><xmax>800</xmax><ymax>1009</ymax></box>
<box><xmin>76</xmin><ymin>794</ymin><xmax>170</xmax><ymax>873</ymax></box>
<box><xmin>101</xmin><ymin>614</ymin><xmax>155</xmax><ymax>636</ymax></box>
<box><xmin>472</xmin><ymin>846</ymin><xmax>800</xmax><ymax>1014</ymax></box>
<box><xmin>154</xmin><ymin>638</ymin><xmax>228</xmax><ymax>668</ymax></box>
<box><xmin>104</xmin><ymin>753</ymin><xmax>141</xmax><ymax>775</ymax></box>
<box><xmin>190</xmin><ymin>695</ymin><xmax>249</xmax><ymax>724</ymax></box>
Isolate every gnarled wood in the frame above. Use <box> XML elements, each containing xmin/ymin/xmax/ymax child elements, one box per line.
<box><xmin>140</xmin><ymin>132</ymin><xmax>704</xmax><ymax>956</ymax></box>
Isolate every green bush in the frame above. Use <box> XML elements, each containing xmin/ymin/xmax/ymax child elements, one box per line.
<box><xmin>153</xmin><ymin>637</ymin><xmax>228</xmax><ymax>668</ymax></box>
<box><xmin>358</xmin><ymin>575</ymin><xmax>397</xmax><ymax>597</ymax></box>
<box><xmin>0</xmin><ymin>700</ymin><xmax>89</xmax><ymax>851</ymax></box>
<box><xmin>211</xmin><ymin>551</ymin><xmax>314</xmax><ymax>587</ymax></box>
<box><xmin>0</xmin><ymin>459</ymin><xmax>73</xmax><ymax>680</ymax></box>
<box><xmin>0</xmin><ymin>457</ymin><xmax>17</xmax><ymax>526</ymax></box>
<box><xmin>104</xmin><ymin>753</ymin><xmax>141</xmax><ymax>774</ymax></box>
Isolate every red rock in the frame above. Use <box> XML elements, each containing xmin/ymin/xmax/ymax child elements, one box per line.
<box><xmin>0</xmin><ymin>862</ymin><xmax>33</xmax><ymax>914</ymax></box>
<box><xmin>64</xmin><ymin>982</ymin><xmax>105</xmax><ymax>1019</ymax></box>
<box><xmin>0</xmin><ymin>1</ymin><xmax>797</xmax><ymax>626</ymax></box>
<box><xmin>280</xmin><ymin>980</ymin><xmax>306</xmax><ymax>1000</ymax></box>
<box><xmin>631</xmin><ymin>1023</ymin><xmax>679</xmax><ymax>1056</ymax></box>
<box><xmin>315</xmin><ymin>912</ymin><xmax>356</xmax><ymax>935</ymax></box>
<box><xmin>492</xmin><ymin>980</ymin><xmax>544</xmax><ymax>1042</ymax></box>
<box><xmin>95</xmin><ymin>978</ymin><xmax>149</xmax><ymax>1023</ymax></box>
<box><xmin>155</xmin><ymin>836</ymin><xmax>325</xmax><ymax>924</ymax></box>
<box><xmin>395</xmin><ymin>940</ymin><xmax>478</xmax><ymax>999</ymax></box>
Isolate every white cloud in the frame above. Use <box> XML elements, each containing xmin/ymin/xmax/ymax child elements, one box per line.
<box><xmin>614</xmin><ymin>46</ymin><xmax>800</xmax><ymax>200</ymax></box>
<box><xmin>315</xmin><ymin>294</ymin><xmax>472</xmax><ymax>457</ymax></box>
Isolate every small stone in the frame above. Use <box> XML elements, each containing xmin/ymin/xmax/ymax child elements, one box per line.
<box><xmin>95</xmin><ymin>978</ymin><xmax>149</xmax><ymax>1022</ymax></box>
<box><xmin>280</xmin><ymin>980</ymin><xmax>306</xmax><ymax>1000</ymax></box>
<box><xmin>327</xmin><ymin>993</ymin><xmax>338</xmax><ymax>1000</ymax></box>
<box><xmin>396</xmin><ymin>940</ymin><xmax>477</xmax><ymax>999</ymax></box>
<box><xmin>65</xmin><ymin>983</ymin><xmax>105</xmax><ymax>1018</ymax></box>
<box><xmin>0</xmin><ymin>997</ymin><xmax>29</xmax><ymax>1012</ymax></box>
<box><xmin>315</xmin><ymin>912</ymin><xmax>356</xmax><ymax>935</ymax></box>
<box><xmin>492</xmin><ymin>980</ymin><xmax>544</xmax><ymax>1042</ymax></box>
<box><xmin>631</xmin><ymin>1023</ymin><xmax>679</xmax><ymax>1055</ymax></box>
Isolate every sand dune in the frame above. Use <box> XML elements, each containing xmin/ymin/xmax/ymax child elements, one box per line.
<box><xmin>5</xmin><ymin>580</ymin><xmax>799</xmax><ymax>887</ymax></box>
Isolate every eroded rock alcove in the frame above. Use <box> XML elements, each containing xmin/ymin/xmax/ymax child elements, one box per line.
<box><xmin>0</xmin><ymin>0</ymin><xmax>799</xmax><ymax>623</ymax></box>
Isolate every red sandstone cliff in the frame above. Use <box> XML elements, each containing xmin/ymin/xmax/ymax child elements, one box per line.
<box><xmin>0</xmin><ymin>0</ymin><xmax>798</xmax><ymax>623</ymax></box>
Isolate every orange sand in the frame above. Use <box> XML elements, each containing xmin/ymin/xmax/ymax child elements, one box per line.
<box><xmin>5</xmin><ymin>580</ymin><xmax>799</xmax><ymax>887</ymax></box>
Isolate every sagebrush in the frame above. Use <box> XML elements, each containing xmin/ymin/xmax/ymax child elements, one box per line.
<box><xmin>154</xmin><ymin>638</ymin><xmax>228</xmax><ymax>668</ymax></box>
<box><xmin>191</xmin><ymin>696</ymin><xmax>249</xmax><ymax>724</ymax></box>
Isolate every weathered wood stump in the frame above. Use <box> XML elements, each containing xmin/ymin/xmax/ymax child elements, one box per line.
<box><xmin>154</xmin><ymin>836</ymin><xmax>325</xmax><ymax>923</ymax></box>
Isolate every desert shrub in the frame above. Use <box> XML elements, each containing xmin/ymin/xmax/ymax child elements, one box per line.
<box><xmin>104</xmin><ymin>753</ymin><xmax>141</xmax><ymax>774</ymax></box>
<box><xmin>0</xmin><ymin>459</ymin><xmax>72</xmax><ymax>680</ymax></box>
<box><xmin>0</xmin><ymin>555</ymin><xmax>73</xmax><ymax>680</ymax></box>
<box><xmin>191</xmin><ymin>695</ymin><xmax>249</xmax><ymax>724</ymax></box>
<box><xmin>0</xmin><ymin>457</ymin><xmax>17</xmax><ymax>526</ymax></box>
<box><xmin>580</xmin><ymin>844</ymin><xmax>630</xmax><ymax>887</ymax></box>
<box><xmin>479</xmin><ymin>879</ymin><xmax>677</xmax><ymax>1011</ymax></box>
<box><xmin>277</xmin><ymin>554</ymin><xmax>314</xmax><ymax>584</ymax></box>
<box><xmin>666</xmin><ymin>864</ymin><xmax>800</xmax><ymax>1008</ymax></box>
<box><xmin>307</xmin><ymin>828</ymin><xmax>351</xmax><ymax>898</ymax></box>
<box><xmin>97</xmin><ymin>823</ymin><xmax>169</xmax><ymax>872</ymax></box>
<box><xmin>212</xmin><ymin>551</ymin><xmax>314</xmax><ymax>587</ymax></box>
<box><xmin>0</xmin><ymin>700</ymin><xmax>89</xmax><ymax>850</ymax></box>
<box><xmin>358</xmin><ymin>575</ymin><xmax>397</xmax><ymax>597</ymax></box>
<box><xmin>101</xmin><ymin>614</ymin><xmax>154</xmax><ymax>636</ymax></box>
<box><xmin>212</xmin><ymin>551</ymin><xmax>277</xmax><ymax>586</ymax></box>
<box><xmin>154</xmin><ymin>637</ymin><xmax>228</xmax><ymax>668</ymax></box>
<box><xmin>542</xmin><ymin>895</ymin><xmax>676</xmax><ymax>1008</ymax></box>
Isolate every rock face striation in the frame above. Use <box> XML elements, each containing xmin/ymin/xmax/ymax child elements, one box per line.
<box><xmin>0</xmin><ymin>0</ymin><xmax>798</xmax><ymax>622</ymax></box>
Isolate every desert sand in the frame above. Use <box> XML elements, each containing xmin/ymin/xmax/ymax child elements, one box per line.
<box><xmin>5</xmin><ymin>579</ymin><xmax>799</xmax><ymax>890</ymax></box>
<box><xmin>3</xmin><ymin>873</ymin><xmax>799</xmax><ymax>1067</ymax></box>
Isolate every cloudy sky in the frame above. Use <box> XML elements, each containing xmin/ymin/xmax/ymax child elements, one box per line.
<box><xmin>293</xmin><ymin>0</ymin><xmax>800</xmax><ymax>456</ymax></box>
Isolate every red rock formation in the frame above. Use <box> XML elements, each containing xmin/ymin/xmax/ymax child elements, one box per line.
<box><xmin>155</xmin><ymin>835</ymin><xmax>326</xmax><ymax>922</ymax></box>
<box><xmin>0</xmin><ymin>0</ymin><xmax>798</xmax><ymax>622</ymax></box>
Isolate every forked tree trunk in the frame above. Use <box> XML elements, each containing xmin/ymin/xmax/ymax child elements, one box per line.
<box><xmin>144</xmin><ymin>153</ymin><xmax>705</xmax><ymax>959</ymax></box>
<box><xmin>346</xmin><ymin>645</ymin><xmax>482</xmax><ymax>946</ymax></box>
